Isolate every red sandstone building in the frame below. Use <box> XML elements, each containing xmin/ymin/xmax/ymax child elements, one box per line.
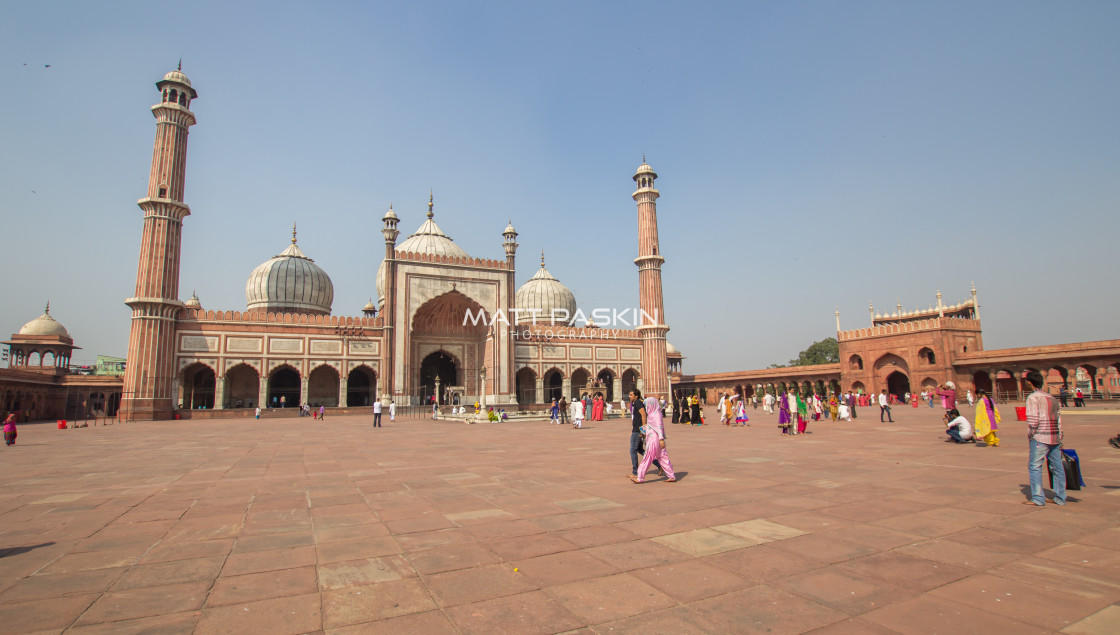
<box><xmin>5</xmin><ymin>68</ymin><xmax>1117</xmax><ymax>420</ymax></box>
<box><xmin>676</xmin><ymin>288</ymin><xmax>1120</xmax><ymax>404</ymax></box>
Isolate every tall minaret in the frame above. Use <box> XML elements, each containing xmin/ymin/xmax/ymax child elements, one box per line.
<box><xmin>633</xmin><ymin>158</ymin><xmax>670</xmax><ymax>397</ymax></box>
<box><xmin>502</xmin><ymin>220</ymin><xmax>519</xmax><ymax>403</ymax></box>
<box><xmin>120</xmin><ymin>66</ymin><xmax>198</xmax><ymax>421</ymax></box>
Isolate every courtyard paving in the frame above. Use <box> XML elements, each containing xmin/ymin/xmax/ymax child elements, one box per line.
<box><xmin>1</xmin><ymin>402</ymin><xmax>1119</xmax><ymax>634</ymax></box>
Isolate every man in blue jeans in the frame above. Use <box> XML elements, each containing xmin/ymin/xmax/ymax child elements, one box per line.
<box><xmin>1024</xmin><ymin>370</ymin><xmax>1065</xmax><ymax>506</ymax></box>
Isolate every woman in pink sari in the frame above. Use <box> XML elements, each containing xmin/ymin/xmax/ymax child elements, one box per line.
<box><xmin>631</xmin><ymin>396</ymin><xmax>676</xmax><ymax>483</ymax></box>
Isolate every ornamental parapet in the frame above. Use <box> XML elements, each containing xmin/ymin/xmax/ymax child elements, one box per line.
<box><xmin>394</xmin><ymin>250</ymin><xmax>509</xmax><ymax>269</ymax></box>
<box><xmin>180</xmin><ymin>308</ymin><xmax>383</xmax><ymax>328</ymax></box>
<box><xmin>838</xmin><ymin>316</ymin><xmax>981</xmax><ymax>341</ymax></box>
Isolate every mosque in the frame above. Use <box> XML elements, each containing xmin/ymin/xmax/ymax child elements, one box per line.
<box><xmin>5</xmin><ymin>67</ymin><xmax>1115</xmax><ymax>423</ymax></box>
<box><xmin>114</xmin><ymin>67</ymin><xmax>675</xmax><ymax>420</ymax></box>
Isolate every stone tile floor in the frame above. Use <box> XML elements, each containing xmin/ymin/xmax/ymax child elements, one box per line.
<box><xmin>1</xmin><ymin>404</ymin><xmax>1118</xmax><ymax>633</ymax></box>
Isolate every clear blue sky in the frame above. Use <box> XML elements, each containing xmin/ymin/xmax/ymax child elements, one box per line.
<box><xmin>2</xmin><ymin>1</ymin><xmax>1117</xmax><ymax>372</ymax></box>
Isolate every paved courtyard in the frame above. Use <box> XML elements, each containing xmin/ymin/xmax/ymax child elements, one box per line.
<box><xmin>1</xmin><ymin>402</ymin><xmax>1119</xmax><ymax>634</ymax></box>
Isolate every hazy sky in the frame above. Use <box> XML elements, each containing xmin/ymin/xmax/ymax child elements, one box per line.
<box><xmin>2</xmin><ymin>1</ymin><xmax>1117</xmax><ymax>372</ymax></box>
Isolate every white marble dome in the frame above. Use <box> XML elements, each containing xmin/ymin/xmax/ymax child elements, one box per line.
<box><xmin>18</xmin><ymin>303</ymin><xmax>69</xmax><ymax>338</ymax></box>
<box><xmin>396</xmin><ymin>214</ymin><xmax>469</xmax><ymax>259</ymax></box>
<box><xmin>515</xmin><ymin>256</ymin><xmax>577</xmax><ymax>325</ymax></box>
<box><xmin>162</xmin><ymin>69</ymin><xmax>192</xmax><ymax>88</ymax></box>
<box><xmin>246</xmin><ymin>233</ymin><xmax>334</xmax><ymax>315</ymax></box>
<box><xmin>666</xmin><ymin>342</ymin><xmax>680</xmax><ymax>355</ymax></box>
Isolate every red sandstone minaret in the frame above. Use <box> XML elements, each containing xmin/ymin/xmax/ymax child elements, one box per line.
<box><xmin>633</xmin><ymin>159</ymin><xmax>670</xmax><ymax>397</ymax></box>
<box><xmin>120</xmin><ymin>66</ymin><xmax>198</xmax><ymax>421</ymax></box>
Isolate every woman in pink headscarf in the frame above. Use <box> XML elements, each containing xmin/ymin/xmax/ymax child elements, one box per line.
<box><xmin>631</xmin><ymin>396</ymin><xmax>676</xmax><ymax>483</ymax></box>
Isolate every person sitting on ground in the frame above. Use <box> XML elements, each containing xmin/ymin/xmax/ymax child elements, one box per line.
<box><xmin>944</xmin><ymin>408</ymin><xmax>974</xmax><ymax>443</ymax></box>
<box><xmin>487</xmin><ymin>407</ymin><xmax>499</xmax><ymax>422</ymax></box>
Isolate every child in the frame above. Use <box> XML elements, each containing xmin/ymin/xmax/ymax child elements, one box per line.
<box><xmin>4</xmin><ymin>414</ymin><xmax>17</xmax><ymax>446</ymax></box>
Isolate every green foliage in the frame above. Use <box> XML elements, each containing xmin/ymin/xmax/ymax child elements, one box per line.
<box><xmin>771</xmin><ymin>337</ymin><xmax>839</xmax><ymax>368</ymax></box>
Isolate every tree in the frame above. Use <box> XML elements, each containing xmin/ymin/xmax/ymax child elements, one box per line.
<box><xmin>770</xmin><ymin>337</ymin><xmax>839</xmax><ymax>368</ymax></box>
<box><xmin>790</xmin><ymin>337</ymin><xmax>839</xmax><ymax>366</ymax></box>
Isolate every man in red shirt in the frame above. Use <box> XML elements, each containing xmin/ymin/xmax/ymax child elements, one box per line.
<box><xmin>1024</xmin><ymin>370</ymin><xmax>1065</xmax><ymax>506</ymax></box>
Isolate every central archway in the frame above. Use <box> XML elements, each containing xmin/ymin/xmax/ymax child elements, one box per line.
<box><xmin>420</xmin><ymin>351</ymin><xmax>457</xmax><ymax>404</ymax></box>
<box><xmin>886</xmin><ymin>371</ymin><xmax>910</xmax><ymax>402</ymax></box>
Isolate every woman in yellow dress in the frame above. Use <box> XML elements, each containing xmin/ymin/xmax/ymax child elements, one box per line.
<box><xmin>973</xmin><ymin>388</ymin><xmax>1000</xmax><ymax>446</ymax></box>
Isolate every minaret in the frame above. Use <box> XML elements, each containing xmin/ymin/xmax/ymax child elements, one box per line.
<box><xmin>380</xmin><ymin>204</ymin><xmax>400</xmax><ymax>403</ymax></box>
<box><xmin>502</xmin><ymin>220</ymin><xmax>519</xmax><ymax>403</ymax></box>
<box><xmin>633</xmin><ymin>158</ymin><xmax>669</xmax><ymax>397</ymax></box>
<box><xmin>120</xmin><ymin>67</ymin><xmax>198</xmax><ymax>421</ymax></box>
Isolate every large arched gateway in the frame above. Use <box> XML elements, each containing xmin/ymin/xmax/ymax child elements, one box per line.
<box><xmin>410</xmin><ymin>290</ymin><xmax>489</xmax><ymax>404</ymax></box>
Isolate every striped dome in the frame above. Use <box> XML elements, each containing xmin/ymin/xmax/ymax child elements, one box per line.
<box><xmin>515</xmin><ymin>257</ymin><xmax>577</xmax><ymax>325</ymax></box>
<box><xmin>246</xmin><ymin>239</ymin><xmax>334</xmax><ymax>315</ymax></box>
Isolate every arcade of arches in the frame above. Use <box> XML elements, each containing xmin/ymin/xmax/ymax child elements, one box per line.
<box><xmin>512</xmin><ymin>366</ymin><xmax>635</xmax><ymax>406</ymax></box>
<box><xmin>174</xmin><ymin>363</ymin><xmax>378</xmax><ymax>410</ymax></box>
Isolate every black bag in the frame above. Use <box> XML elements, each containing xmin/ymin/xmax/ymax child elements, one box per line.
<box><xmin>1049</xmin><ymin>448</ymin><xmax>1083</xmax><ymax>491</ymax></box>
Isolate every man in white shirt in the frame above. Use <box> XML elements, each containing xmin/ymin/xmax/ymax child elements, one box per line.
<box><xmin>878</xmin><ymin>389</ymin><xmax>893</xmax><ymax>423</ymax></box>
<box><xmin>944</xmin><ymin>408</ymin><xmax>973</xmax><ymax>443</ymax></box>
<box><xmin>571</xmin><ymin>398</ymin><xmax>584</xmax><ymax>429</ymax></box>
<box><xmin>372</xmin><ymin>399</ymin><xmax>382</xmax><ymax>427</ymax></box>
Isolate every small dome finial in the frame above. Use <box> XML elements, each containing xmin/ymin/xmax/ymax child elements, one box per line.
<box><xmin>177</xmin><ymin>58</ymin><xmax>182</xmax><ymax>71</ymax></box>
<box><xmin>45</xmin><ymin>300</ymin><xmax>50</xmax><ymax>314</ymax></box>
<box><xmin>642</xmin><ymin>153</ymin><xmax>646</xmax><ymax>163</ymax></box>
<box><xmin>540</xmin><ymin>249</ymin><xmax>546</xmax><ymax>268</ymax></box>
<box><xmin>427</xmin><ymin>191</ymin><xmax>434</xmax><ymax>219</ymax></box>
<box><xmin>291</xmin><ymin>222</ymin><xmax>298</xmax><ymax>244</ymax></box>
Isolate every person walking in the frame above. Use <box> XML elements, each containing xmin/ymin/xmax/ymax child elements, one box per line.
<box><xmin>254</xmin><ymin>406</ymin><xmax>261</xmax><ymax>420</ymax></box>
<box><xmin>318</xmin><ymin>405</ymin><xmax>325</xmax><ymax>420</ymax></box>
<box><xmin>1024</xmin><ymin>370</ymin><xmax>1065</xmax><ymax>506</ymax></box>
<box><xmin>777</xmin><ymin>391</ymin><xmax>792</xmax><ymax>434</ymax></box>
<box><xmin>1074</xmin><ymin>387</ymin><xmax>1085</xmax><ymax>407</ymax></box>
<box><xmin>4</xmin><ymin>413</ymin><xmax>17</xmax><ymax>446</ymax></box>
<box><xmin>628</xmin><ymin>390</ymin><xmax>647</xmax><ymax>477</ymax></box>
<box><xmin>389</xmin><ymin>400</ymin><xmax>396</xmax><ymax>422</ymax></box>
<box><xmin>571</xmin><ymin>396</ymin><xmax>584</xmax><ymax>429</ymax></box>
<box><xmin>690</xmin><ymin>395</ymin><xmax>702</xmax><ymax>426</ymax></box>
<box><xmin>631</xmin><ymin>396</ymin><xmax>676</xmax><ymax>483</ymax></box>
<box><xmin>549</xmin><ymin>399</ymin><xmax>559</xmax><ymax>424</ymax></box>
<box><xmin>879</xmin><ymin>389</ymin><xmax>894</xmax><ymax>422</ymax></box>
<box><xmin>372</xmin><ymin>399</ymin><xmax>382</xmax><ymax>427</ymax></box>
<box><xmin>559</xmin><ymin>396</ymin><xmax>570</xmax><ymax>425</ymax></box>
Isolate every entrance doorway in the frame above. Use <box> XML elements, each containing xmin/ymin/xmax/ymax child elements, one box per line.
<box><xmin>268</xmin><ymin>366</ymin><xmax>300</xmax><ymax>408</ymax></box>
<box><xmin>420</xmin><ymin>352</ymin><xmax>457</xmax><ymax>404</ymax></box>
<box><xmin>887</xmin><ymin>371</ymin><xmax>910</xmax><ymax>403</ymax></box>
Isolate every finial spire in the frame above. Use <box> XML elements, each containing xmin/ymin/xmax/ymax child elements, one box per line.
<box><xmin>45</xmin><ymin>301</ymin><xmax>50</xmax><ymax>314</ymax></box>
<box><xmin>642</xmin><ymin>153</ymin><xmax>646</xmax><ymax>163</ymax></box>
<box><xmin>427</xmin><ymin>191</ymin><xmax>434</xmax><ymax>219</ymax></box>
<box><xmin>291</xmin><ymin>222</ymin><xmax>297</xmax><ymax>244</ymax></box>
<box><xmin>540</xmin><ymin>249</ymin><xmax>546</xmax><ymax>268</ymax></box>
<box><xmin>177</xmin><ymin>58</ymin><xmax>182</xmax><ymax>71</ymax></box>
